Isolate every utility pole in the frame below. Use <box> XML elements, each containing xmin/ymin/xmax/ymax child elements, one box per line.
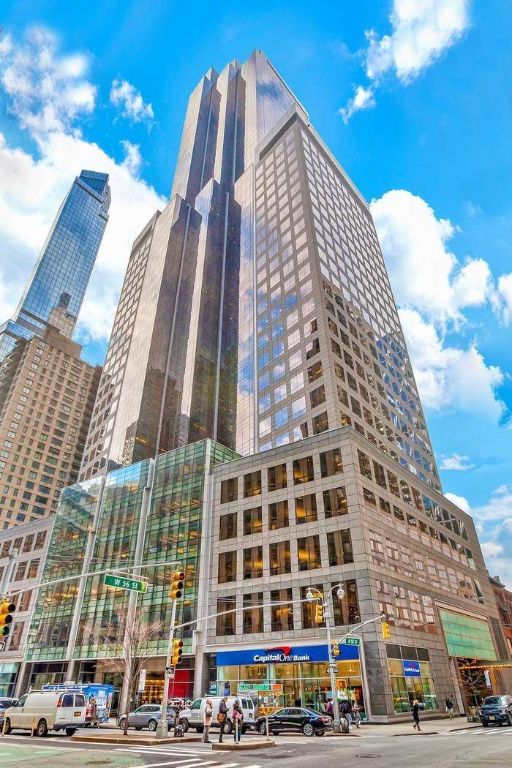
<box><xmin>155</xmin><ymin>570</ymin><xmax>184</xmax><ymax>739</ymax></box>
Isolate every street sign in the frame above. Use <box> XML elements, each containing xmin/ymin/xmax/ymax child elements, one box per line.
<box><xmin>165</xmin><ymin>665</ymin><xmax>175</xmax><ymax>679</ymax></box>
<box><xmin>326</xmin><ymin>667</ymin><xmax>339</xmax><ymax>676</ymax></box>
<box><xmin>103</xmin><ymin>574</ymin><xmax>148</xmax><ymax>593</ymax></box>
<box><xmin>342</xmin><ymin>637</ymin><xmax>361</xmax><ymax>646</ymax></box>
<box><xmin>138</xmin><ymin>669</ymin><xmax>147</xmax><ymax>692</ymax></box>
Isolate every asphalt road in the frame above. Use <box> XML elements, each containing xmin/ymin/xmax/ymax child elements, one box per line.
<box><xmin>0</xmin><ymin>726</ymin><xmax>511</xmax><ymax>767</ymax></box>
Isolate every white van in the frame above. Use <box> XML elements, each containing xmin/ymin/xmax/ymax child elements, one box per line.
<box><xmin>180</xmin><ymin>696</ymin><xmax>255</xmax><ymax>734</ymax></box>
<box><xmin>4</xmin><ymin>689</ymin><xmax>87</xmax><ymax>736</ymax></box>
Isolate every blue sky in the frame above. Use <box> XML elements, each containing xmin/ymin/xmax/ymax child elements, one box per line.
<box><xmin>0</xmin><ymin>1</ymin><xmax>511</xmax><ymax>583</ymax></box>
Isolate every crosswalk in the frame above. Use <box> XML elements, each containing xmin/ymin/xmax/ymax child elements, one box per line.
<box><xmin>446</xmin><ymin>726</ymin><xmax>512</xmax><ymax>736</ymax></box>
<box><xmin>115</xmin><ymin>744</ymin><xmax>263</xmax><ymax>768</ymax></box>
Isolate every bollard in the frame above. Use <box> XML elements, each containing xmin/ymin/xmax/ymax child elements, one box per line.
<box><xmin>31</xmin><ymin>717</ymin><xmax>36</xmax><ymax>737</ymax></box>
<box><xmin>266</xmin><ymin>714</ymin><xmax>269</xmax><ymax>741</ymax></box>
<box><xmin>2</xmin><ymin>716</ymin><xmax>7</xmax><ymax>736</ymax></box>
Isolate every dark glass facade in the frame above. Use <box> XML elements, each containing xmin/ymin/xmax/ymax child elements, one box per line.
<box><xmin>0</xmin><ymin>170</ymin><xmax>110</xmax><ymax>362</ymax></box>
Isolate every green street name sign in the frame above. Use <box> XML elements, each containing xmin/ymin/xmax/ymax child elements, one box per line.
<box><xmin>342</xmin><ymin>637</ymin><xmax>361</xmax><ymax>646</ymax></box>
<box><xmin>104</xmin><ymin>574</ymin><xmax>148</xmax><ymax>593</ymax></box>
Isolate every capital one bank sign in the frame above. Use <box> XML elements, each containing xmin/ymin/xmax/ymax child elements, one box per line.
<box><xmin>253</xmin><ymin>646</ymin><xmax>312</xmax><ymax>663</ymax></box>
<box><xmin>216</xmin><ymin>643</ymin><xmax>359</xmax><ymax>666</ymax></box>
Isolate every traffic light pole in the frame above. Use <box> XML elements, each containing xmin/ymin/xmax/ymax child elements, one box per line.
<box><xmin>324</xmin><ymin>601</ymin><xmax>342</xmax><ymax>734</ymax></box>
<box><xmin>155</xmin><ymin>595</ymin><xmax>177</xmax><ymax>739</ymax></box>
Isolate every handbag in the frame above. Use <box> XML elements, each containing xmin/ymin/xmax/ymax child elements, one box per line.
<box><xmin>218</xmin><ymin>712</ymin><xmax>226</xmax><ymax>723</ymax></box>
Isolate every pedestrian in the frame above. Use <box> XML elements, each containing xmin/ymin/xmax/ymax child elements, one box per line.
<box><xmin>340</xmin><ymin>699</ymin><xmax>352</xmax><ymax>727</ymax></box>
<box><xmin>203</xmin><ymin>698</ymin><xmax>213</xmax><ymax>743</ymax></box>
<box><xmin>325</xmin><ymin>699</ymin><xmax>334</xmax><ymax>717</ymax></box>
<box><xmin>218</xmin><ymin>696</ymin><xmax>228</xmax><ymax>743</ymax></box>
<box><xmin>412</xmin><ymin>699</ymin><xmax>421</xmax><ymax>731</ymax></box>
<box><xmin>352</xmin><ymin>699</ymin><xmax>361</xmax><ymax>728</ymax></box>
<box><xmin>232</xmin><ymin>699</ymin><xmax>243</xmax><ymax>743</ymax></box>
<box><xmin>445</xmin><ymin>697</ymin><xmax>454</xmax><ymax>719</ymax></box>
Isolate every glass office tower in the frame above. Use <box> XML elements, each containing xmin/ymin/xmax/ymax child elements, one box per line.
<box><xmin>0</xmin><ymin>170</ymin><xmax>110</xmax><ymax>361</ymax></box>
<box><xmin>81</xmin><ymin>51</ymin><xmax>439</xmax><ymax>492</ymax></box>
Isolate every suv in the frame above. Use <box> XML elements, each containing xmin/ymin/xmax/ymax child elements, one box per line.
<box><xmin>118</xmin><ymin>704</ymin><xmax>175</xmax><ymax>732</ymax></box>
<box><xmin>479</xmin><ymin>695</ymin><xmax>512</xmax><ymax>727</ymax></box>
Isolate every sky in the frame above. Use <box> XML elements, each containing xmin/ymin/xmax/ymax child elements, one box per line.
<box><xmin>0</xmin><ymin>1</ymin><xmax>511</xmax><ymax>585</ymax></box>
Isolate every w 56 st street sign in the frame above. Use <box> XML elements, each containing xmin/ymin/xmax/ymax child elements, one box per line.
<box><xmin>104</xmin><ymin>574</ymin><xmax>148</xmax><ymax>593</ymax></box>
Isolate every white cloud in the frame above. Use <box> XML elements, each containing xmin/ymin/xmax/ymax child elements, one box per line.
<box><xmin>439</xmin><ymin>453</ymin><xmax>475</xmax><ymax>471</ymax></box>
<box><xmin>444</xmin><ymin>492</ymin><xmax>470</xmax><ymax>513</ymax></box>
<box><xmin>371</xmin><ymin>190</ymin><xmax>492</xmax><ymax>323</ymax></box>
<box><xmin>480</xmin><ymin>542</ymin><xmax>503</xmax><ymax>558</ymax></box>
<box><xmin>110</xmin><ymin>79</ymin><xmax>154</xmax><ymax>123</ymax></box>
<box><xmin>339</xmin><ymin>85</ymin><xmax>375</xmax><ymax>125</ymax></box>
<box><xmin>341</xmin><ymin>0</ymin><xmax>471</xmax><ymax>121</ymax></box>
<box><xmin>492</xmin><ymin>273</ymin><xmax>512</xmax><ymax>325</ymax></box>
<box><xmin>0</xmin><ymin>29</ymin><xmax>165</xmax><ymax>345</ymax></box>
<box><xmin>0</xmin><ymin>26</ymin><xmax>96</xmax><ymax>135</ymax></box>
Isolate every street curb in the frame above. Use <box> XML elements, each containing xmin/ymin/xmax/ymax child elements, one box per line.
<box><xmin>72</xmin><ymin>734</ymin><xmax>202</xmax><ymax>745</ymax></box>
<box><xmin>212</xmin><ymin>739</ymin><xmax>275</xmax><ymax>751</ymax></box>
<box><xmin>325</xmin><ymin>731</ymin><xmax>360</xmax><ymax>737</ymax></box>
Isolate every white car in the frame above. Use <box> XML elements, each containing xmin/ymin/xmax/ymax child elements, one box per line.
<box><xmin>180</xmin><ymin>696</ymin><xmax>255</xmax><ymax>734</ymax></box>
<box><xmin>4</xmin><ymin>690</ymin><xmax>87</xmax><ymax>736</ymax></box>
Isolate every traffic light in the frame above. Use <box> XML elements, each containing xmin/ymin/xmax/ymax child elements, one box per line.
<box><xmin>332</xmin><ymin>642</ymin><xmax>340</xmax><ymax>657</ymax></box>
<box><xmin>169</xmin><ymin>570</ymin><xmax>185</xmax><ymax>601</ymax></box>
<box><xmin>171</xmin><ymin>638</ymin><xmax>183</xmax><ymax>665</ymax></box>
<box><xmin>0</xmin><ymin>600</ymin><xmax>15</xmax><ymax>637</ymax></box>
<box><xmin>381</xmin><ymin>620</ymin><xmax>390</xmax><ymax>639</ymax></box>
<box><xmin>314</xmin><ymin>603</ymin><xmax>324</xmax><ymax>624</ymax></box>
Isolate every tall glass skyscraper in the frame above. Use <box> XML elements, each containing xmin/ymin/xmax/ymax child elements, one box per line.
<box><xmin>0</xmin><ymin>170</ymin><xmax>110</xmax><ymax>361</ymax></box>
<box><xmin>81</xmin><ymin>52</ymin><xmax>439</xmax><ymax>492</ymax></box>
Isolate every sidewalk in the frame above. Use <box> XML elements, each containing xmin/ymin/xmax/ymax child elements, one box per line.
<box><xmin>346</xmin><ymin>717</ymin><xmax>479</xmax><ymax>737</ymax></box>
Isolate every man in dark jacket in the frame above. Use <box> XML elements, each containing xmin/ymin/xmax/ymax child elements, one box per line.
<box><xmin>218</xmin><ymin>696</ymin><xmax>228</xmax><ymax>743</ymax></box>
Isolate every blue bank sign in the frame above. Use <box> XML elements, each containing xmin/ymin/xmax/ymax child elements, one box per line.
<box><xmin>402</xmin><ymin>660</ymin><xmax>421</xmax><ymax>677</ymax></box>
<box><xmin>216</xmin><ymin>643</ymin><xmax>360</xmax><ymax>666</ymax></box>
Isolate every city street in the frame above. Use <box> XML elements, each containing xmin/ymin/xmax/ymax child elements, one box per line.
<box><xmin>0</xmin><ymin>726</ymin><xmax>511</xmax><ymax>767</ymax></box>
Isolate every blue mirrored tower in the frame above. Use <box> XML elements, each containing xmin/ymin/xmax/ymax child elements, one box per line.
<box><xmin>0</xmin><ymin>170</ymin><xmax>110</xmax><ymax>361</ymax></box>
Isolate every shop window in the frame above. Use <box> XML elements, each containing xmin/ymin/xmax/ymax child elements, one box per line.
<box><xmin>243</xmin><ymin>546</ymin><xmax>263</xmax><ymax>579</ymax></box>
<box><xmin>301</xmin><ymin>584</ymin><xmax>323</xmax><ymax>629</ymax></box>
<box><xmin>358</xmin><ymin>450</ymin><xmax>372</xmax><ymax>480</ymax></box>
<box><xmin>310</xmin><ymin>385</ymin><xmax>326</xmax><ymax>408</ymax></box>
<box><xmin>269</xmin><ymin>500</ymin><xmax>289</xmax><ymax>530</ymax></box>
<box><xmin>243</xmin><ymin>506</ymin><xmax>262</xmax><ymax>535</ymax></box>
<box><xmin>308</xmin><ymin>361</ymin><xmax>323</xmax><ymax>382</ymax></box>
<box><xmin>221</xmin><ymin>478</ymin><xmax>238</xmax><ymax>503</ymax></box>
<box><xmin>216</xmin><ymin>596</ymin><xmax>236</xmax><ymax>636</ymax></box>
<box><xmin>268</xmin><ymin>463</ymin><xmax>287</xmax><ymax>491</ymax></box>
<box><xmin>219</xmin><ymin>512</ymin><xmax>237</xmax><ymax>541</ymax></box>
<box><xmin>312</xmin><ymin>411</ymin><xmax>328</xmax><ymax>434</ymax></box>
<box><xmin>269</xmin><ymin>541</ymin><xmax>291</xmax><ymax>575</ymax></box>
<box><xmin>271</xmin><ymin>588</ymin><xmax>294</xmax><ymax>632</ymax></box>
<box><xmin>323</xmin><ymin>487</ymin><xmax>348</xmax><ymax>518</ymax></box>
<box><xmin>244</xmin><ymin>471</ymin><xmax>262</xmax><ymax>498</ymax></box>
<box><xmin>295</xmin><ymin>494</ymin><xmax>317</xmax><ymax>524</ymax></box>
<box><xmin>293</xmin><ymin>456</ymin><xmax>314</xmax><ymax>484</ymax></box>
<box><xmin>327</xmin><ymin>529</ymin><xmax>353</xmax><ymax>566</ymax></box>
<box><xmin>332</xmin><ymin>579</ymin><xmax>360</xmax><ymax>626</ymax></box>
<box><xmin>297</xmin><ymin>535</ymin><xmax>321</xmax><ymax>571</ymax></box>
<box><xmin>243</xmin><ymin>592</ymin><xmax>264</xmax><ymax>634</ymax></box>
<box><xmin>320</xmin><ymin>448</ymin><xmax>343</xmax><ymax>478</ymax></box>
<box><xmin>218</xmin><ymin>551</ymin><xmax>237</xmax><ymax>583</ymax></box>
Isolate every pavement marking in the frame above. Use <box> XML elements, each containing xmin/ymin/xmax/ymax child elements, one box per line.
<box><xmin>116</xmin><ymin>748</ymin><xmax>204</xmax><ymax>756</ymax></box>
<box><xmin>128</xmin><ymin>761</ymin><xmax>222</xmax><ymax>768</ymax></box>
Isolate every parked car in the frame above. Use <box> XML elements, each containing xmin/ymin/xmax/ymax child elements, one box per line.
<box><xmin>180</xmin><ymin>696</ymin><xmax>255</xmax><ymax>734</ymax></box>
<box><xmin>0</xmin><ymin>698</ymin><xmax>17</xmax><ymax>726</ymax></box>
<box><xmin>255</xmin><ymin>707</ymin><xmax>331</xmax><ymax>736</ymax></box>
<box><xmin>4</xmin><ymin>690</ymin><xmax>87</xmax><ymax>736</ymax></box>
<box><xmin>479</xmin><ymin>695</ymin><xmax>512</xmax><ymax>727</ymax></box>
<box><xmin>117</xmin><ymin>704</ymin><xmax>175</xmax><ymax>732</ymax></box>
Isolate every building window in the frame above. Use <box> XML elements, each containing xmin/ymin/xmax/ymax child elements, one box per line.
<box><xmin>327</xmin><ymin>529</ymin><xmax>354</xmax><ymax>565</ymax></box>
<box><xmin>269</xmin><ymin>500</ymin><xmax>289</xmax><ymax>530</ymax></box>
<box><xmin>310</xmin><ymin>385</ymin><xmax>326</xmax><ymax>408</ymax></box>
<box><xmin>243</xmin><ymin>546</ymin><xmax>263</xmax><ymax>579</ymax></box>
<box><xmin>243</xmin><ymin>592</ymin><xmax>264</xmax><ymax>634</ymax></box>
<box><xmin>216</xmin><ymin>596</ymin><xmax>236</xmax><ymax>636</ymax></box>
<box><xmin>323</xmin><ymin>487</ymin><xmax>348</xmax><ymax>518</ymax></box>
<box><xmin>27</xmin><ymin>559</ymin><xmax>40</xmax><ymax>579</ymax></box>
<box><xmin>363</xmin><ymin>488</ymin><xmax>377</xmax><ymax>507</ymax></box>
<box><xmin>268</xmin><ymin>463</ymin><xmax>287</xmax><ymax>491</ymax></box>
<box><xmin>320</xmin><ymin>448</ymin><xmax>343</xmax><ymax>477</ymax></box>
<box><xmin>358</xmin><ymin>450</ymin><xmax>372</xmax><ymax>480</ymax></box>
<box><xmin>293</xmin><ymin>456</ymin><xmax>314</xmax><ymax>484</ymax></box>
<box><xmin>219</xmin><ymin>513</ymin><xmax>237</xmax><ymax>541</ymax></box>
<box><xmin>243</xmin><ymin>506</ymin><xmax>262</xmax><ymax>535</ymax></box>
<box><xmin>271</xmin><ymin>588</ymin><xmax>294</xmax><ymax>632</ymax></box>
<box><xmin>269</xmin><ymin>541</ymin><xmax>291</xmax><ymax>575</ymax></box>
<box><xmin>221</xmin><ymin>478</ymin><xmax>238</xmax><ymax>503</ymax></box>
<box><xmin>244</xmin><ymin>471</ymin><xmax>262</xmax><ymax>498</ymax></box>
<box><xmin>218</xmin><ymin>551</ymin><xmax>237</xmax><ymax>583</ymax></box>
<box><xmin>332</xmin><ymin>579</ymin><xmax>360</xmax><ymax>626</ymax></box>
<box><xmin>295</xmin><ymin>494</ymin><xmax>317</xmax><ymax>524</ymax></box>
<box><xmin>301</xmin><ymin>584</ymin><xmax>323</xmax><ymax>629</ymax></box>
<box><xmin>308</xmin><ymin>361</ymin><xmax>323</xmax><ymax>382</ymax></box>
<box><xmin>8</xmin><ymin>622</ymin><xmax>23</xmax><ymax>651</ymax></box>
<box><xmin>312</xmin><ymin>412</ymin><xmax>328</xmax><ymax>434</ymax></box>
<box><xmin>373</xmin><ymin>461</ymin><xmax>387</xmax><ymax>488</ymax></box>
<box><xmin>297</xmin><ymin>535</ymin><xmax>321</xmax><ymax>571</ymax></box>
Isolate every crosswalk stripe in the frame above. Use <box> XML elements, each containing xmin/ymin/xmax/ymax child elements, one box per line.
<box><xmin>127</xmin><ymin>761</ymin><xmax>222</xmax><ymax>768</ymax></box>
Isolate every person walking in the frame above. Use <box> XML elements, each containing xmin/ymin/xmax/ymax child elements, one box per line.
<box><xmin>232</xmin><ymin>699</ymin><xmax>244</xmax><ymax>744</ymax></box>
<box><xmin>203</xmin><ymin>698</ymin><xmax>213</xmax><ymax>743</ymax></box>
<box><xmin>445</xmin><ymin>697</ymin><xmax>454</xmax><ymax>719</ymax></box>
<box><xmin>340</xmin><ymin>699</ymin><xmax>352</xmax><ymax>727</ymax></box>
<box><xmin>218</xmin><ymin>696</ymin><xmax>228</xmax><ymax>743</ymax></box>
<box><xmin>412</xmin><ymin>699</ymin><xmax>421</xmax><ymax>731</ymax></box>
<box><xmin>352</xmin><ymin>699</ymin><xmax>361</xmax><ymax>728</ymax></box>
<box><xmin>325</xmin><ymin>699</ymin><xmax>334</xmax><ymax>717</ymax></box>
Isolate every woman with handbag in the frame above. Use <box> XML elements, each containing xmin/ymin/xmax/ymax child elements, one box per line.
<box><xmin>218</xmin><ymin>696</ymin><xmax>228</xmax><ymax>743</ymax></box>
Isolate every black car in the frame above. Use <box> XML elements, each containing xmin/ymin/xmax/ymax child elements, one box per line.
<box><xmin>479</xmin><ymin>695</ymin><xmax>512</xmax><ymax>727</ymax></box>
<box><xmin>255</xmin><ymin>707</ymin><xmax>331</xmax><ymax>737</ymax></box>
<box><xmin>0</xmin><ymin>698</ymin><xmax>17</xmax><ymax>725</ymax></box>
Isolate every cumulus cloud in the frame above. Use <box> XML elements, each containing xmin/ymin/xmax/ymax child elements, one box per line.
<box><xmin>492</xmin><ymin>273</ymin><xmax>512</xmax><ymax>325</ymax></box>
<box><xmin>110</xmin><ymin>78</ymin><xmax>154</xmax><ymax>123</ymax></box>
<box><xmin>439</xmin><ymin>454</ymin><xmax>475</xmax><ymax>471</ymax></box>
<box><xmin>444</xmin><ymin>492</ymin><xmax>470</xmax><ymax>513</ymax></box>
<box><xmin>341</xmin><ymin>0</ymin><xmax>471</xmax><ymax>121</ymax></box>
<box><xmin>0</xmin><ymin>28</ymin><xmax>165</xmax><ymax>344</ymax></box>
<box><xmin>339</xmin><ymin>85</ymin><xmax>375</xmax><ymax>125</ymax></box>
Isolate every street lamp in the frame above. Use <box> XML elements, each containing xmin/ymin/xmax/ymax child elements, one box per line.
<box><xmin>306</xmin><ymin>584</ymin><xmax>346</xmax><ymax>734</ymax></box>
